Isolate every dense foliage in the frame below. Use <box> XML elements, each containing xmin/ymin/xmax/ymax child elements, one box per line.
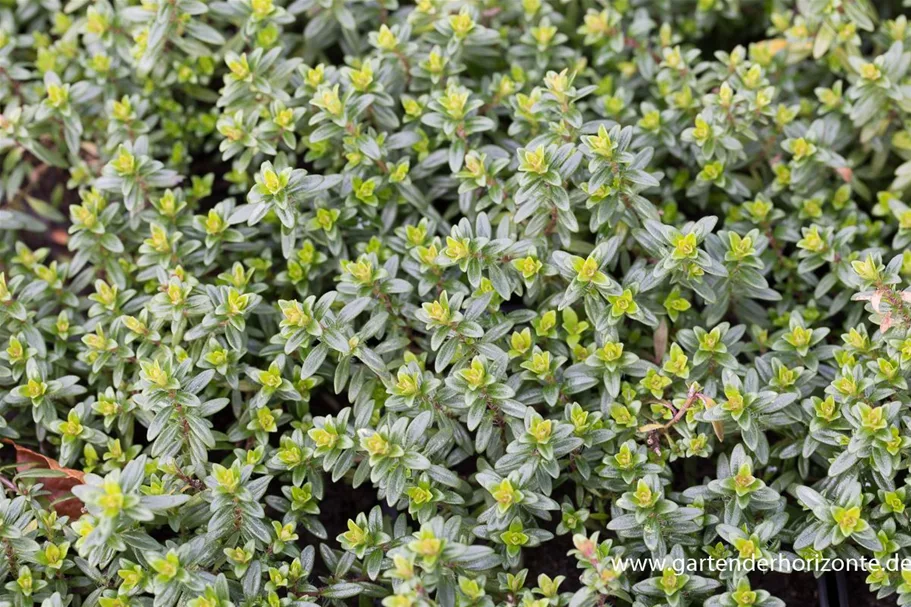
<box><xmin>2</xmin><ymin>0</ymin><xmax>911</xmax><ymax>606</ymax></box>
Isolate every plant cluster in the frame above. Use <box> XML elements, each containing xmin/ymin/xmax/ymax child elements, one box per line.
<box><xmin>2</xmin><ymin>0</ymin><xmax>911</xmax><ymax>606</ymax></box>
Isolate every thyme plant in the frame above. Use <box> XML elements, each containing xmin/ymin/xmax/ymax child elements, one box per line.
<box><xmin>1</xmin><ymin>0</ymin><xmax>911</xmax><ymax>606</ymax></box>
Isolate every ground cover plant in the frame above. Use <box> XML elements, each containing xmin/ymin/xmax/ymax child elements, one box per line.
<box><xmin>2</xmin><ymin>0</ymin><xmax>911</xmax><ymax>605</ymax></box>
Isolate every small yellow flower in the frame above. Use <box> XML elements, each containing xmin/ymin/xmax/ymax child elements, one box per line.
<box><xmin>113</xmin><ymin>148</ymin><xmax>136</xmax><ymax>175</ymax></box>
<box><xmin>423</xmin><ymin>298</ymin><xmax>450</xmax><ymax>324</ymax></box>
<box><xmin>587</xmin><ymin>340</ymin><xmax>617</xmax><ymax>363</ymax></box>
<box><xmin>833</xmin><ymin>505</ymin><xmax>865</xmax><ymax>536</ymax></box>
<box><xmin>112</xmin><ymin>97</ymin><xmax>133</xmax><ymax>122</ymax></box>
<box><xmin>608</xmin><ymin>289</ymin><xmax>638</xmax><ymax>317</ymax></box>
<box><xmin>733</xmin><ymin>537</ymin><xmax>759</xmax><ymax>559</ymax></box>
<box><xmin>98</xmin><ymin>479</ymin><xmax>125</xmax><ymax>516</ymax></box>
<box><xmin>513</xmin><ymin>256</ymin><xmax>542</xmax><ymax>280</ymax></box>
<box><xmin>660</xmin><ymin>568</ymin><xmax>679</xmax><ymax>593</ymax></box>
<box><xmin>731</xmin><ymin>580</ymin><xmax>757</xmax><ymax>606</ymax></box>
<box><xmin>227</xmin><ymin>54</ymin><xmax>251</xmax><ymax>79</ymax></box>
<box><xmin>859</xmin><ymin>62</ymin><xmax>881</xmax><ymax>81</ymax></box>
<box><xmin>213</xmin><ymin>465</ymin><xmax>240</xmax><ymax>493</ymax></box>
<box><xmin>448</xmin><ymin>9</ymin><xmax>475</xmax><ymax>39</ymax></box>
<box><xmin>251</xmin><ymin>0</ymin><xmax>274</xmax><ymax>19</ymax></box>
<box><xmin>59</xmin><ymin>411</ymin><xmax>84</xmax><ymax>437</ymax></box>
<box><xmin>308</xmin><ymin>427</ymin><xmax>337</xmax><ymax>450</ymax></box>
<box><xmin>671</xmin><ymin>233</ymin><xmax>699</xmax><ymax>260</ymax></box>
<box><xmin>46</xmin><ymin>83</ymin><xmax>67</xmax><ymax>108</ymax></box>
<box><xmin>376</xmin><ymin>25</ymin><xmax>398</xmax><ymax>50</ymax></box>
<box><xmin>411</xmin><ymin>530</ymin><xmax>443</xmax><ymax>557</ymax></box>
<box><xmin>851</xmin><ymin>255</ymin><xmax>881</xmax><ymax>282</ymax></box>
<box><xmin>259</xmin><ymin>367</ymin><xmax>282</xmax><ymax>389</ymax></box>
<box><xmin>576</xmin><ymin>256</ymin><xmax>600</xmax><ymax>282</ymax></box>
<box><xmin>343</xmin><ymin>519</ymin><xmax>367</xmax><ymax>545</ymax></box>
<box><xmin>255</xmin><ymin>407</ymin><xmax>277</xmax><ymax>432</ymax></box>
<box><xmin>632</xmin><ymin>479</ymin><xmax>655</xmax><ymax>507</ymax></box>
<box><xmin>406</xmin><ymin>485</ymin><xmax>433</xmax><ymax>505</ymax></box>
<box><xmin>585</xmin><ymin>125</ymin><xmax>616</xmax><ymax>159</ymax></box>
<box><xmin>204</xmin><ymin>210</ymin><xmax>225</xmax><ymax>235</ymax></box>
<box><xmin>614</xmin><ymin>444</ymin><xmax>633</xmax><ymax>468</ymax></box>
<box><xmin>25</xmin><ymin>379</ymin><xmax>48</xmax><ymax>399</ymax></box>
<box><xmin>859</xmin><ymin>404</ymin><xmax>886</xmax><ymax>432</ymax></box>
<box><xmin>393</xmin><ymin>555</ymin><xmax>414</xmax><ymax>579</ymax></box>
<box><xmin>349</xmin><ymin>63</ymin><xmax>374</xmax><ymax>92</ymax></box>
<box><xmin>639</xmin><ymin>110</ymin><xmax>661</xmax><ymax>131</ymax></box>
<box><xmin>525</xmin><ymin>351</ymin><xmax>551</xmax><ymax>376</ymax></box>
<box><xmin>510</xmin><ymin>329</ymin><xmax>533</xmax><ymax>356</ymax></box>
<box><xmin>444</xmin><ymin>236</ymin><xmax>471</xmax><ymax>261</ymax></box>
<box><xmin>313</xmin><ymin>85</ymin><xmax>343</xmax><ymax>117</ymax></box>
<box><xmin>797</xmin><ymin>226</ymin><xmax>826</xmax><ymax>252</ymax></box>
<box><xmin>314</xmin><ymin>208</ymin><xmax>338</xmax><ymax>232</ymax></box>
<box><xmin>491</xmin><ymin>479</ymin><xmax>522</xmax><ymax>512</ymax></box>
<box><xmin>692</xmin><ymin>116</ymin><xmax>711</xmax><ymax>143</ymax></box>
<box><xmin>262</xmin><ymin>168</ymin><xmax>283</xmax><ymax>195</ymax></box>
<box><xmin>438</xmin><ymin>85</ymin><xmax>469</xmax><ymax>119</ymax></box>
<box><xmin>519</xmin><ymin>146</ymin><xmax>549</xmax><ymax>175</ymax></box>
<box><xmin>789</xmin><ymin>137</ymin><xmax>816</xmax><ymax>161</ymax></box>
<box><xmin>362</xmin><ymin>432</ymin><xmax>390</xmax><ymax>457</ymax></box>
<box><xmin>86</xmin><ymin>8</ymin><xmax>108</xmax><ymax>35</ymax></box>
<box><xmin>459</xmin><ymin>357</ymin><xmax>487</xmax><ymax>390</ymax></box>
<box><xmin>529</xmin><ymin>418</ymin><xmax>552</xmax><ymax>443</ymax></box>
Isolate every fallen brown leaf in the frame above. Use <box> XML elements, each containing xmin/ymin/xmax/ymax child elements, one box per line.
<box><xmin>696</xmin><ymin>395</ymin><xmax>725</xmax><ymax>442</ymax></box>
<box><xmin>4</xmin><ymin>440</ymin><xmax>85</xmax><ymax>519</ymax></box>
<box><xmin>653</xmin><ymin>319</ymin><xmax>668</xmax><ymax>364</ymax></box>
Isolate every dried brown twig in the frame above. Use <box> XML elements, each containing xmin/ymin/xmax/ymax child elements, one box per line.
<box><xmin>638</xmin><ymin>384</ymin><xmax>724</xmax><ymax>455</ymax></box>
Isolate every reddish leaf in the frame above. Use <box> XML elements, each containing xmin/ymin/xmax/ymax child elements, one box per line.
<box><xmin>5</xmin><ymin>440</ymin><xmax>85</xmax><ymax>519</ymax></box>
<box><xmin>50</xmin><ymin>229</ymin><xmax>69</xmax><ymax>246</ymax></box>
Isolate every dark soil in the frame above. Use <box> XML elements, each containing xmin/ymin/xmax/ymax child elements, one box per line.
<box><xmin>12</xmin><ymin>166</ymin><xmax>75</xmax><ymax>261</ymax></box>
<box><xmin>843</xmin><ymin>570</ymin><xmax>893</xmax><ymax>607</ymax></box>
<box><xmin>521</xmin><ymin>531</ymin><xmax>581</xmax><ymax>592</ymax></box>
<box><xmin>303</xmin><ymin>477</ymin><xmax>378</xmax><ymax>579</ymax></box>
<box><xmin>669</xmin><ymin>454</ymin><xmax>717</xmax><ymax>492</ymax></box>
<box><xmin>754</xmin><ymin>571</ymin><xmax>821</xmax><ymax>605</ymax></box>
<box><xmin>308</xmin><ymin>478</ymin><xmax>377</xmax><ymax>546</ymax></box>
<box><xmin>753</xmin><ymin>571</ymin><xmax>891</xmax><ymax>607</ymax></box>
